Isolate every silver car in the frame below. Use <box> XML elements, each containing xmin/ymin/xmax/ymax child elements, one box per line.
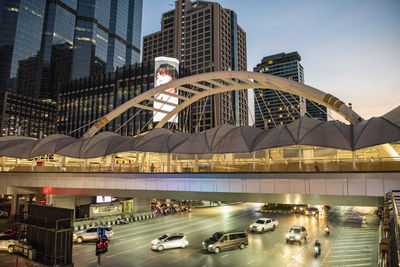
<box><xmin>73</xmin><ymin>226</ymin><xmax>113</xmax><ymax>243</ymax></box>
<box><xmin>0</xmin><ymin>235</ymin><xmax>15</xmax><ymax>253</ymax></box>
<box><xmin>151</xmin><ymin>233</ymin><xmax>188</xmax><ymax>251</ymax></box>
<box><xmin>286</xmin><ymin>226</ymin><xmax>307</xmax><ymax>245</ymax></box>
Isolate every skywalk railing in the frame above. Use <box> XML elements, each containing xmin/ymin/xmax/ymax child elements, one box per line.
<box><xmin>1</xmin><ymin>157</ymin><xmax>400</xmax><ymax>173</ymax></box>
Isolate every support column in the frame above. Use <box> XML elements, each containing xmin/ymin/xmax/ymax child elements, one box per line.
<box><xmin>252</xmin><ymin>152</ymin><xmax>256</xmax><ymax>171</ymax></box>
<box><xmin>141</xmin><ymin>152</ymin><xmax>146</xmax><ymax>172</ymax></box>
<box><xmin>298</xmin><ymin>148</ymin><xmax>302</xmax><ymax>171</ymax></box>
<box><xmin>195</xmin><ymin>154</ymin><xmax>199</xmax><ymax>172</ymax></box>
<box><xmin>133</xmin><ymin>198</ymin><xmax>152</xmax><ymax>212</ymax></box>
<box><xmin>167</xmin><ymin>154</ymin><xmax>171</xmax><ymax>173</ymax></box>
<box><xmin>352</xmin><ymin>151</ymin><xmax>356</xmax><ymax>170</ymax></box>
<box><xmin>46</xmin><ymin>195</ymin><xmax>76</xmax><ymax>219</ymax></box>
<box><xmin>10</xmin><ymin>194</ymin><xmax>19</xmax><ymax>221</ymax></box>
<box><xmin>111</xmin><ymin>154</ymin><xmax>115</xmax><ymax>172</ymax></box>
<box><xmin>211</xmin><ymin>154</ymin><xmax>214</xmax><ymax>171</ymax></box>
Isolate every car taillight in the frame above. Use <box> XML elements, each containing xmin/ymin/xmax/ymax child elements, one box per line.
<box><xmin>185</xmin><ymin>237</ymin><xmax>188</xmax><ymax>240</ymax></box>
<box><xmin>110</xmin><ymin>231</ymin><xmax>113</xmax><ymax>234</ymax></box>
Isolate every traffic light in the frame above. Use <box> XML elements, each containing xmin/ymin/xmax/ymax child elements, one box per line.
<box><xmin>95</xmin><ymin>227</ymin><xmax>109</xmax><ymax>256</ymax></box>
<box><xmin>101</xmin><ymin>236</ymin><xmax>109</xmax><ymax>253</ymax></box>
<box><xmin>96</xmin><ymin>239</ymin><xmax>103</xmax><ymax>255</ymax></box>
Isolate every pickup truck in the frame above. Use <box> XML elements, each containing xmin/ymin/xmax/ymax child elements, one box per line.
<box><xmin>250</xmin><ymin>218</ymin><xmax>278</xmax><ymax>233</ymax></box>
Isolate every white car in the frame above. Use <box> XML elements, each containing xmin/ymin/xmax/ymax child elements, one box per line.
<box><xmin>250</xmin><ymin>218</ymin><xmax>278</xmax><ymax>233</ymax></box>
<box><xmin>151</xmin><ymin>233</ymin><xmax>188</xmax><ymax>251</ymax></box>
<box><xmin>0</xmin><ymin>210</ymin><xmax>8</xmax><ymax>218</ymax></box>
<box><xmin>0</xmin><ymin>235</ymin><xmax>15</xmax><ymax>253</ymax></box>
<box><xmin>73</xmin><ymin>226</ymin><xmax>113</xmax><ymax>243</ymax></box>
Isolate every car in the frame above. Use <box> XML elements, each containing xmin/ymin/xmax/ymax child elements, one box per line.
<box><xmin>151</xmin><ymin>233</ymin><xmax>188</xmax><ymax>251</ymax></box>
<box><xmin>305</xmin><ymin>207</ymin><xmax>319</xmax><ymax>216</ymax></box>
<box><xmin>202</xmin><ymin>230</ymin><xmax>248</xmax><ymax>254</ymax></box>
<box><xmin>0</xmin><ymin>235</ymin><xmax>15</xmax><ymax>253</ymax></box>
<box><xmin>73</xmin><ymin>226</ymin><xmax>113</xmax><ymax>243</ymax></box>
<box><xmin>250</xmin><ymin>218</ymin><xmax>278</xmax><ymax>233</ymax></box>
<box><xmin>292</xmin><ymin>205</ymin><xmax>308</xmax><ymax>214</ymax></box>
<box><xmin>286</xmin><ymin>226</ymin><xmax>307</xmax><ymax>245</ymax></box>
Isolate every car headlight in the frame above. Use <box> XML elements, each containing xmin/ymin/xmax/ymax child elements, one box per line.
<box><xmin>286</xmin><ymin>234</ymin><xmax>290</xmax><ymax>238</ymax></box>
<box><xmin>202</xmin><ymin>241</ymin><xmax>205</xmax><ymax>246</ymax></box>
<box><xmin>208</xmin><ymin>244</ymin><xmax>214</xmax><ymax>248</ymax></box>
<box><xmin>295</xmin><ymin>235</ymin><xmax>301</xmax><ymax>240</ymax></box>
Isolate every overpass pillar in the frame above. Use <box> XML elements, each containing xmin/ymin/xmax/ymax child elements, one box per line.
<box><xmin>9</xmin><ymin>194</ymin><xmax>19</xmax><ymax>221</ymax></box>
<box><xmin>134</xmin><ymin>198</ymin><xmax>151</xmax><ymax>212</ymax></box>
<box><xmin>46</xmin><ymin>195</ymin><xmax>76</xmax><ymax>218</ymax></box>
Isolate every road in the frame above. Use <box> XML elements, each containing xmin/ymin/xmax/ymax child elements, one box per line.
<box><xmin>0</xmin><ymin>204</ymin><xmax>379</xmax><ymax>267</ymax></box>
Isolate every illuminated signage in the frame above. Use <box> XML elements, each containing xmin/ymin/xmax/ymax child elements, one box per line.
<box><xmin>153</xmin><ymin>57</ymin><xmax>179</xmax><ymax>123</ymax></box>
<box><xmin>96</xmin><ymin>196</ymin><xmax>112</xmax><ymax>203</ymax></box>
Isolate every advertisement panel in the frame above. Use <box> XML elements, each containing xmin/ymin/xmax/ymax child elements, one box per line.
<box><xmin>154</xmin><ymin>57</ymin><xmax>179</xmax><ymax>123</ymax></box>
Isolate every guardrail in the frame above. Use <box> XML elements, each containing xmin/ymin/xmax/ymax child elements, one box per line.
<box><xmin>379</xmin><ymin>191</ymin><xmax>400</xmax><ymax>267</ymax></box>
<box><xmin>1</xmin><ymin>157</ymin><xmax>400</xmax><ymax>173</ymax></box>
<box><xmin>73</xmin><ymin>212</ymin><xmax>156</xmax><ymax>231</ymax></box>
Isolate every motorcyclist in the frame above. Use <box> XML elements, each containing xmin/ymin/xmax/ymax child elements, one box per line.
<box><xmin>314</xmin><ymin>240</ymin><xmax>321</xmax><ymax>257</ymax></box>
<box><xmin>325</xmin><ymin>225</ymin><xmax>330</xmax><ymax>235</ymax></box>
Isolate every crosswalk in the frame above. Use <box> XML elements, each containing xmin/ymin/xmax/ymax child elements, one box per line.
<box><xmin>322</xmin><ymin>226</ymin><xmax>378</xmax><ymax>267</ymax></box>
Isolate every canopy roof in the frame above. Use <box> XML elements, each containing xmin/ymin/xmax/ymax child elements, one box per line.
<box><xmin>0</xmin><ymin>114</ymin><xmax>399</xmax><ymax>159</ymax></box>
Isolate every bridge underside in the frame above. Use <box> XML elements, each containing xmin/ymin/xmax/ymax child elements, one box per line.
<box><xmin>9</xmin><ymin>186</ymin><xmax>383</xmax><ymax>207</ymax></box>
<box><xmin>1</xmin><ymin>172</ymin><xmax>394</xmax><ymax>207</ymax></box>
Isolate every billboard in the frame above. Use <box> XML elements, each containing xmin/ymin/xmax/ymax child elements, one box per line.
<box><xmin>154</xmin><ymin>57</ymin><xmax>179</xmax><ymax>123</ymax></box>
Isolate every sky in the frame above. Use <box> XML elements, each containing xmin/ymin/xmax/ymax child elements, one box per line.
<box><xmin>141</xmin><ymin>0</ymin><xmax>400</xmax><ymax>120</ymax></box>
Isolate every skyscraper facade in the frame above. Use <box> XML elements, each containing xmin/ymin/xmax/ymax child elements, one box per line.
<box><xmin>142</xmin><ymin>0</ymin><xmax>248</xmax><ymax>132</ymax></box>
<box><xmin>58</xmin><ymin>62</ymin><xmax>192</xmax><ymax>138</ymax></box>
<box><xmin>253</xmin><ymin>52</ymin><xmax>327</xmax><ymax>129</ymax></box>
<box><xmin>0</xmin><ymin>0</ymin><xmax>143</xmax><ymax>137</ymax></box>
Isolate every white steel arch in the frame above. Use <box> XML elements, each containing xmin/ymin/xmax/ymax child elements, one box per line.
<box><xmin>83</xmin><ymin>71</ymin><xmax>362</xmax><ymax>138</ymax></box>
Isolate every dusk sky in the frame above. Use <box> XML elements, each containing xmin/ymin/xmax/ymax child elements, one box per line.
<box><xmin>142</xmin><ymin>0</ymin><xmax>400</xmax><ymax>120</ymax></box>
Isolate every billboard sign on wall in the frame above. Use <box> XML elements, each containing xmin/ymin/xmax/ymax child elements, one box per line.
<box><xmin>154</xmin><ymin>57</ymin><xmax>179</xmax><ymax>123</ymax></box>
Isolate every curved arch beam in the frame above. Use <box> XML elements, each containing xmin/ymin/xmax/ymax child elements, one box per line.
<box><xmin>83</xmin><ymin>71</ymin><xmax>362</xmax><ymax>138</ymax></box>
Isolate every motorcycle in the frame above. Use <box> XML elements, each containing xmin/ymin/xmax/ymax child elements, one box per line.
<box><xmin>314</xmin><ymin>244</ymin><xmax>321</xmax><ymax>258</ymax></box>
<box><xmin>325</xmin><ymin>226</ymin><xmax>330</xmax><ymax>236</ymax></box>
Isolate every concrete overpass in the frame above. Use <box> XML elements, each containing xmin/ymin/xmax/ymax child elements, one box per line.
<box><xmin>2</xmin><ymin>171</ymin><xmax>399</xmax><ymax>207</ymax></box>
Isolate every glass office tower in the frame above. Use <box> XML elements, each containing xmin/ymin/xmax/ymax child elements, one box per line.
<box><xmin>0</xmin><ymin>0</ymin><xmax>143</xmax><ymax>137</ymax></box>
<box><xmin>72</xmin><ymin>0</ymin><xmax>143</xmax><ymax>79</ymax></box>
<box><xmin>254</xmin><ymin>52</ymin><xmax>327</xmax><ymax>129</ymax></box>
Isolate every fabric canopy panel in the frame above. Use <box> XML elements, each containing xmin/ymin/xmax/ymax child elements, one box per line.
<box><xmin>0</xmin><ymin>114</ymin><xmax>399</xmax><ymax>159</ymax></box>
<box><xmin>211</xmin><ymin>126</ymin><xmax>264</xmax><ymax>153</ymax></box>
<box><xmin>299</xmin><ymin>120</ymin><xmax>353</xmax><ymax>150</ymax></box>
<box><xmin>353</xmin><ymin>117</ymin><xmax>400</xmax><ymax>150</ymax></box>
<box><xmin>0</xmin><ymin>136</ymin><xmax>38</xmax><ymax>159</ymax></box>
<box><xmin>252</xmin><ymin>125</ymin><xmax>297</xmax><ymax>151</ymax></box>
<box><xmin>29</xmin><ymin>134</ymin><xmax>76</xmax><ymax>158</ymax></box>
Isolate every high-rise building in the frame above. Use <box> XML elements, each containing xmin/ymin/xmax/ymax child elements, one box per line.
<box><xmin>58</xmin><ymin>62</ymin><xmax>191</xmax><ymax>138</ymax></box>
<box><xmin>0</xmin><ymin>0</ymin><xmax>143</xmax><ymax>137</ymax></box>
<box><xmin>142</xmin><ymin>0</ymin><xmax>248</xmax><ymax>132</ymax></box>
<box><xmin>72</xmin><ymin>0</ymin><xmax>143</xmax><ymax>80</ymax></box>
<box><xmin>253</xmin><ymin>52</ymin><xmax>327</xmax><ymax>129</ymax></box>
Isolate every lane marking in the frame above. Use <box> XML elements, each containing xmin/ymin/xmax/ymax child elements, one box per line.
<box><xmin>220</xmin><ymin>255</ymin><xmax>228</xmax><ymax>259</ymax></box>
<box><xmin>263</xmin><ymin>250</ymin><xmax>268</xmax><ymax>254</ymax></box>
<box><xmin>324</xmin><ymin>258</ymin><xmax>373</xmax><ymax>263</ymax></box>
<box><xmin>328</xmin><ymin>253</ymin><xmax>372</xmax><ymax>258</ymax></box>
<box><xmin>331</xmin><ymin>249</ymin><xmax>373</xmax><ymax>253</ymax></box>
<box><xmin>107</xmin><ymin>250</ymin><xmax>132</xmax><ymax>258</ymax></box>
<box><xmin>330</xmin><ymin>245</ymin><xmax>373</xmax><ymax>249</ymax></box>
<box><xmin>247</xmin><ymin>260</ymin><xmax>254</xmax><ymax>265</ymax></box>
<box><xmin>340</xmin><ymin>263</ymin><xmax>374</xmax><ymax>267</ymax></box>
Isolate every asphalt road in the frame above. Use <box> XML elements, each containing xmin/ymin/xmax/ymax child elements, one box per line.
<box><xmin>0</xmin><ymin>204</ymin><xmax>380</xmax><ymax>267</ymax></box>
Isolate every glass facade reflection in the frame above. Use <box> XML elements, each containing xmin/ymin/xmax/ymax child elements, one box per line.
<box><xmin>72</xmin><ymin>0</ymin><xmax>143</xmax><ymax>79</ymax></box>
<box><xmin>0</xmin><ymin>0</ymin><xmax>143</xmax><ymax>137</ymax></box>
<box><xmin>58</xmin><ymin>62</ymin><xmax>191</xmax><ymax>138</ymax></box>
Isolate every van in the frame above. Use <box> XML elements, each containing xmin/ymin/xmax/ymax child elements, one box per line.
<box><xmin>202</xmin><ymin>230</ymin><xmax>248</xmax><ymax>254</ymax></box>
